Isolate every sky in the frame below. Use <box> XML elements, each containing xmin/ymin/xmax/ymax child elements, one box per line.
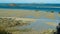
<box><xmin>0</xmin><ymin>0</ymin><xmax>60</xmax><ymax>3</ymax></box>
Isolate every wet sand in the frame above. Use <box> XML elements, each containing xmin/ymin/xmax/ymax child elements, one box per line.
<box><xmin>0</xmin><ymin>9</ymin><xmax>59</xmax><ymax>34</ymax></box>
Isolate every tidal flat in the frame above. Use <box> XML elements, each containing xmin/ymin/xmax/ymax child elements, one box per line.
<box><xmin>0</xmin><ymin>9</ymin><xmax>60</xmax><ymax>34</ymax></box>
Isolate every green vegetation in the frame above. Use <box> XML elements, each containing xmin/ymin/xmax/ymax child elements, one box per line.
<box><xmin>0</xmin><ymin>17</ymin><xmax>32</xmax><ymax>34</ymax></box>
<box><xmin>0</xmin><ymin>17</ymin><xmax>30</xmax><ymax>27</ymax></box>
<box><xmin>0</xmin><ymin>26</ymin><xmax>11</xmax><ymax>34</ymax></box>
<box><xmin>0</xmin><ymin>30</ymin><xmax>10</xmax><ymax>34</ymax></box>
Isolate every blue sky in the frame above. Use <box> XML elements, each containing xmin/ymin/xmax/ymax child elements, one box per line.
<box><xmin>0</xmin><ymin>0</ymin><xmax>60</xmax><ymax>3</ymax></box>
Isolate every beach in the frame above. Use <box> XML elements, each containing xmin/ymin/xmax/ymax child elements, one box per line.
<box><xmin>0</xmin><ymin>9</ymin><xmax>60</xmax><ymax>34</ymax></box>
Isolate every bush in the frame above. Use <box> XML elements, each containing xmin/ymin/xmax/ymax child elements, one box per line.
<box><xmin>0</xmin><ymin>30</ymin><xmax>11</xmax><ymax>34</ymax></box>
<box><xmin>0</xmin><ymin>26</ymin><xmax>12</xmax><ymax>34</ymax></box>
